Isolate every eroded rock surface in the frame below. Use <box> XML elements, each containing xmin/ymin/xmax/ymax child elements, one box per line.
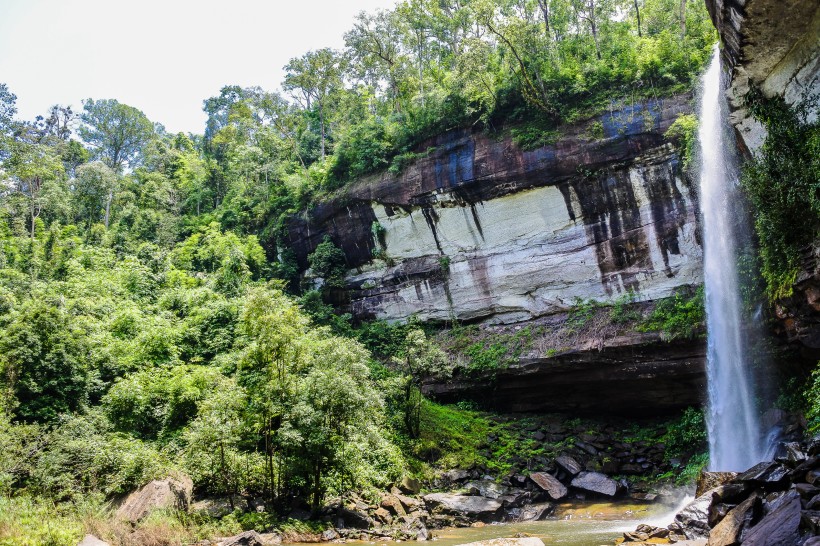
<box><xmin>115</xmin><ymin>475</ymin><xmax>193</xmax><ymax>523</ymax></box>
<box><xmin>288</xmin><ymin>96</ymin><xmax>700</xmax><ymax>325</ymax></box>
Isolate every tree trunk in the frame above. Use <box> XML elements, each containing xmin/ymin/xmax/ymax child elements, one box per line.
<box><xmin>319</xmin><ymin>105</ymin><xmax>326</xmax><ymax>160</ymax></box>
<box><xmin>634</xmin><ymin>0</ymin><xmax>642</xmax><ymax>37</ymax></box>
<box><xmin>591</xmin><ymin>19</ymin><xmax>601</xmax><ymax>59</ymax></box>
<box><xmin>538</xmin><ymin>0</ymin><xmax>551</xmax><ymax>38</ymax></box>
<box><xmin>104</xmin><ymin>190</ymin><xmax>113</xmax><ymax>228</ymax></box>
<box><xmin>680</xmin><ymin>0</ymin><xmax>686</xmax><ymax>36</ymax></box>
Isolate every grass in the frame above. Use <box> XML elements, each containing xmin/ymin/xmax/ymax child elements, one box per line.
<box><xmin>0</xmin><ymin>495</ymin><xmax>248</xmax><ymax>546</ymax></box>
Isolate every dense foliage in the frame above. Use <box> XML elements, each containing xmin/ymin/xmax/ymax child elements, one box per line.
<box><xmin>0</xmin><ymin>1</ymin><xmax>720</xmax><ymax>541</ymax></box>
<box><xmin>740</xmin><ymin>88</ymin><xmax>820</xmax><ymax>299</ymax></box>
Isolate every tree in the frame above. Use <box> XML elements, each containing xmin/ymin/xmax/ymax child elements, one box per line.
<box><xmin>283</xmin><ymin>49</ymin><xmax>346</xmax><ymax>159</ymax></box>
<box><xmin>73</xmin><ymin>162</ymin><xmax>117</xmax><ymax>227</ymax></box>
<box><xmin>345</xmin><ymin>10</ymin><xmax>405</xmax><ymax>111</ymax></box>
<box><xmin>0</xmin><ymin>83</ymin><xmax>17</xmax><ymax>137</ymax></box>
<box><xmin>78</xmin><ymin>99</ymin><xmax>153</xmax><ymax>228</ymax></box>
<box><xmin>0</xmin><ymin>299</ymin><xmax>91</xmax><ymax>423</ymax></box>
<box><xmin>2</xmin><ymin>140</ymin><xmax>66</xmax><ymax>238</ymax></box>
<box><xmin>392</xmin><ymin>329</ymin><xmax>448</xmax><ymax>438</ymax></box>
<box><xmin>78</xmin><ymin>99</ymin><xmax>154</xmax><ymax>173</ymax></box>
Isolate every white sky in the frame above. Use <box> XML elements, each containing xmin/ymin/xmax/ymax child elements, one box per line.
<box><xmin>0</xmin><ymin>0</ymin><xmax>397</xmax><ymax>135</ymax></box>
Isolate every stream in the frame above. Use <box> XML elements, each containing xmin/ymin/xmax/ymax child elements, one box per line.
<box><xmin>291</xmin><ymin>499</ymin><xmax>691</xmax><ymax>546</ymax></box>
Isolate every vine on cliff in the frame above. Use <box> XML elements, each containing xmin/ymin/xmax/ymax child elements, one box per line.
<box><xmin>740</xmin><ymin>86</ymin><xmax>820</xmax><ymax>300</ymax></box>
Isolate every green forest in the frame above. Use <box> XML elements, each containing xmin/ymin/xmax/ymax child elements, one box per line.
<box><xmin>0</xmin><ymin>0</ymin><xmax>725</xmax><ymax>544</ymax></box>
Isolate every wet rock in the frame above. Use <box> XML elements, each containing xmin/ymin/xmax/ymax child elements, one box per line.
<box><xmin>784</xmin><ymin>442</ymin><xmax>808</xmax><ymax>463</ymax></box>
<box><xmin>801</xmin><ymin>510</ymin><xmax>820</xmax><ymax>534</ymax></box>
<box><xmin>532</xmin><ymin>431</ymin><xmax>546</xmax><ymax>441</ymax></box>
<box><xmin>423</xmin><ymin>494</ymin><xmax>503</xmax><ymax>522</ymax></box>
<box><xmin>708</xmin><ymin>493</ymin><xmax>758</xmax><ymax>546</ymax></box>
<box><xmin>514</xmin><ymin>502</ymin><xmax>554</xmax><ymax>522</ymax></box>
<box><xmin>741</xmin><ymin>491</ymin><xmax>800</xmax><ymax>545</ymax></box>
<box><xmin>77</xmin><ymin>536</ymin><xmax>109</xmax><ymax>546</ymax></box>
<box><xmin>575</xmin><ymin>441</ymin><xmax>598</xmax><ymax>456</ymax></box>
<box><xmin>570</xmin><ymin>471</ymin><xmax>619</xmax><ymax>497</ymax></box>
<box><xmin>219</xmin><ymin>531</ymin><xmax>264</xmax><ymax>546</ymax></box>
<box><xmin>528</xmin><ymin>472</ymin><xmax>567</xmax><ymax>500</ymax></box>
<box><xmin>796</xmin><ymin>482</ymin><xmax>820</xmax><ymax>500</ymax></box>
<box><xmin>673</xmin><ymin>490</ymin><xmax>714</xmax><ymax>540</ymax></box>
<box><xmin>736</xmin><ymin>461</ymin><xmax>790</xmax><ymax>488</ymax></box>
<box><xmin>555</xmin><ymin>455</ymin><xmax>583</xmax><ymax>477</ymax></box>
<box><xmin>115</xmin><ymin>475</ymin><xmax>193</xmax><ymax>523</ymax></box>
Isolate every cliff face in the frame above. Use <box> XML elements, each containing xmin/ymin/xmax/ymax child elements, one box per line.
<box><xmin>706</xmin><ymin>0</ymin><xmax>820</xmax><ymax>153</ymax></box>
<box><xmin>708</xmin><ymin>0</ymin><xmax>820</xmax><ymax>356</ymax></box>
<box><xmin>289</xmin><ymin>95</ymin><xmax>702</xmax><ymax>325</ymax></box>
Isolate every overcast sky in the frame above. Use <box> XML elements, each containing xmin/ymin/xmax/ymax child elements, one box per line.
<box><xmin>0</xmin><ymin>0</ymin><xmax>397</xmax><ymax>134</ymax></box>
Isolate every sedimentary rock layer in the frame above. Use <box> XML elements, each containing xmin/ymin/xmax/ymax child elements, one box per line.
<box><xmin>706</xmin><ymin>0</ymin><xmax>820</xmax><ymax>153</ymax></box>
<box><xmin>288</xmin><ymin>95</ymin><xmax>702</xmax><ymax>324</ymax></box>
<box><xmin>423</xmin><ymin>333</ymin><xmax>706</xmax><ymax>414</ymax></box>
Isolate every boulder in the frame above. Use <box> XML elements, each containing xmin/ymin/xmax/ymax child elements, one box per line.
<box><xmin>381</xmin><ymin>493</ymin><xmax>407</xmax><ymax>517</ymax></box>
<box><xmin>219</xmin><ymin>531</ymin><xmax>264</xmax><ymax>546</ymax></box>
<box><xmin>322</xmin><ymin>529</ymin><xmax>340</xmax><ymax>541</ymax></box>
<box><xmin>192</xmin><ymin>497</ymin><xmax>239</xmax><ymax>519</ymax></box>
<box><xmin>337</xmin><ymin>506</ymin><xmax>373</xmax><ymax>529</ymax></box>
<box><xmin>464</xmin><ymin>479</ymin><xmax>512</xmax><ymax>499</ymax></box>
<box><xmin>115</xmin><ymin>475</ymin><xmax>193</xmax><ymax>523</ymax></box>
<box><xmin>555</xmin><ymin>455</ymin><xmax>583</xmax><ymax>477</ymax></box>
<box><xmin>402</xmin><ymin>517</ymin><xmax>429</xmax><ymax>541</ymax></box>
<box><xmin>528</xmin><ymin>472</ymin><xmax>567</xmax><ymax>500</ymax></box>
<box><xmin>423</xmin><ymin>493</ymin><xmax>503</xmax><ymax>522</ymax></box>
<box><xmin>741</xmin><ymin>491</ymin><xmax>801</xmax><ymax>545</ymax></box>
<box><xmin>570</xmin><ymin>471</ymin><xmax>619</xmax><ymax>497</ymax></box>
<box><xmin>708</xmin><ymin>493</ymin><xmax>758</xmax><ymax>546</ymax></box>
<box><xmin>736</xmin><ymin>461</ymin><xmax>790</xmax><ymax>488</ymax></box>
<box><xmin>673</xmin><ymin>490</ymin><xmax>715</xmax><ymax>540</ymax></box>
<box><xmin>695</xmin><ymin>471</ymin><xmax>737</xmax><ymax>497</ymax></box>
<box><xmin>515</xmin><ymin>502</ymin><xmax>554</xmax><ymax>522</ymax></box>
<box><xmin>400</xmin><ymin>476</ymin><xmax>421</xmax><ymax>494</ymax></box>
<box><xmin>454</xmin><ymin>539</ymin><xmax>544</xmax><ymax>546</ymax></box>
<box><xmin>795</xmin><ymin>482</ymin><xmax>820</xmax><ymax>500</ymax></box>
<box><xmin>77</xmin><ymin>536</ymin><xmax>109</xmax><ymax>546</ymax></box>
<box><xmin>443</xmin><ymin>469</ymin><xmax>471</xmax><ymax>483</ymax></box>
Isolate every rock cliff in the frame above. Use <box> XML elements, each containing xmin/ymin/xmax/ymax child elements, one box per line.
<box><xmin>707</xmin><ymin>0</ymin><xmax>820</xmax><ymax>357</ymax></box>
<box><xmin>706</xmin><ymin>0</ymin><xmax>820</xmax><ymax>153</ymax></box>
<box><xmin>288</xmin><ymin>95</ymin><xmax>702</xmax><ymax>325</ymax></box>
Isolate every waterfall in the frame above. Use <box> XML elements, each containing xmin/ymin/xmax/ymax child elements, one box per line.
<box><xmin>698</xmin><ymin>46</ymin><xmax>764</xmax><ymax>471</ymax></box>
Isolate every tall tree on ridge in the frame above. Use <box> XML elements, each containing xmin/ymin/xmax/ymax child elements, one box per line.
<box><xmin>78</xmin><ymin>98</ymin><xmax>154</xmax><ymax>227</ymax></box>
<box><xmin>283</xmin><ymin>49</ymin><xmax>346</xmax><ymax>160</ymax></box>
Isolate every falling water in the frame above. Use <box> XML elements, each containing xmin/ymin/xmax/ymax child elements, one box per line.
<box><xmin>699</xmin><ymin>46</ymin><xmax>764</xmax><ymax>471</ymax></box>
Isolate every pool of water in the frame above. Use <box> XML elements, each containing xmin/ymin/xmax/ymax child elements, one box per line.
<box><xmin>425</xmin><ymin>501</ymin><xmax>683</xmax><ymax>546</ymax></box>
<box><xmin>292</xmin><ymin>499</ymin><xmax>689</xmax><ymax>546</ymax></box>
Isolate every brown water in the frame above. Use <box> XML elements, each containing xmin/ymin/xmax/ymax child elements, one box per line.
<box><xmin>424</xmin><ymin>502</ymin><xmax>678</xmax><ymax>546</ymax></box>
<box><xmin>295</xmin><ymin>500</ymin><xmax>688</xmax><ymax>546</ymax></box>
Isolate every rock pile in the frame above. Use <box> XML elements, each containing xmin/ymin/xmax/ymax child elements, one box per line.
<box><xmin>620</xmin><ymin>438</ymin><xmax>820</xmax><ymax>545</ymax></box>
